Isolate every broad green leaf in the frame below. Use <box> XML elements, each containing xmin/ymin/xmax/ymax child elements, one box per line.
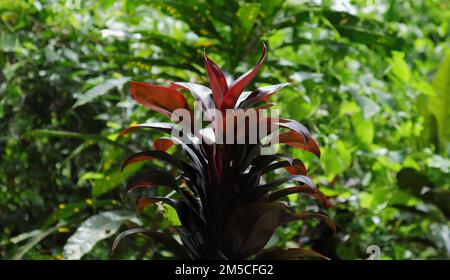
<box><xmin>359</xmin><ymin>192</ymin><xmax>374</xmax><ymax>210</ymax></box>
<box><xmin>389</xmin><ymin>51</ymin><xmax>411</xmax><ymax>83</ymax></box>
<box><xmin>354</xmin><ymin>113</ymin><xmax>374</xmax><ymax>145</ymax></box>
<box><xmin>321</xmin><ymin>140</ymin><xmax>352</xmax><ymax>180</ymax></box>
<box><xmin>339</xmin><ymin>101</ymin><xmax>360</xmax><ymax>116</ymax></box>
<box><xmin>72</xmin><ymin>77</ymin><xmax>130</xmax><ymax>108</ymax></box>
<box><xmin>63</xmin><ymin>211</ymin><xmax>139</xmax><ymax>260</ymax></box>
<box><xmin>430</xmin><ymin>52</ymin><xmax>450</xmax><ymax>155</ymax></box>
<box><xmin>91</xmin><ymin>169</ymin><xmax>123</xmax><ymax>197</ymax></box>
<box><xmin>412</xmin><ymin>80</ymin><xmax>435</xmax><ymax>96</ymax></box>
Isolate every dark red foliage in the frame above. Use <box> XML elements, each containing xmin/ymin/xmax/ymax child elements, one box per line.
<box><xmin>113</xmin><ymin>45</ymin><xmax>334</xmax><ymax>260</ymax></box>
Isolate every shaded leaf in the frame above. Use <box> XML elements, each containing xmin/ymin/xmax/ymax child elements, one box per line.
<box><xmin>125</xmin><ymin>169</ymin><xmax>178</xmax><ymax>193</ymax></box>
<box><xmin>223</xmin><ymin>202</ymin><xmax>287</xmax><ymax>259</ymax></box>
<box><xmin>430</xmin><ymin>52</ymin><xmax>450</xmax><ymax>154</ymax></box>
<box><xmin>246</xmin><ymin>174</ymin><xmax>317</xmax><ymax>201</ymax></box>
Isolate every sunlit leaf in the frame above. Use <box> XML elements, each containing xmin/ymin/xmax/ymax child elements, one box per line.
<box><xmin>63</xmin><ymin>211</ymin><xmax>139</xmax><ymax>260</ymax></box>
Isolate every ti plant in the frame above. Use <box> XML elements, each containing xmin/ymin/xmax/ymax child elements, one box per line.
<box><xmin>113</xmin><ymin>45</ymin><xmax>335</xmax><ymax>260</ymax></box>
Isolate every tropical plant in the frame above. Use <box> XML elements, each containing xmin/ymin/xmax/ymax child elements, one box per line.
<box><xmin>3</xmin><ymin>0</ymin><xmax>449</xmax><ymax>261</ymax></box>
<box><xmin>112</xmin><ymin>45</ymin><xmax>335</xmax><ymax>260</ymax></box>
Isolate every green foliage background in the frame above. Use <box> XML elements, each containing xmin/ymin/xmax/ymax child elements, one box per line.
<box><xmin>1</xmin><ymin>0</ymin><xmax>449</xmax><ymax>259</ymax></box>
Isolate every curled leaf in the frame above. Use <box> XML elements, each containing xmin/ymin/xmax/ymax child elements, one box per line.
<box><xmin>125</xmin><ymin>170</ymin><xmax>178</xmax><ymax>193</ymax></box>
<box><xmin>279</xmin><ymin>131</ymin><xmax>321</xmax><ymax>157</ymax></box>
<box><xmin>153</xmin><ymin>137</ymin><xmax>174</xmax><ymax>152</ymax></box>
<box><xmin>121</xmin><ymin>150</ymin><xmax>194</xmax><ymax>175</ymax></box>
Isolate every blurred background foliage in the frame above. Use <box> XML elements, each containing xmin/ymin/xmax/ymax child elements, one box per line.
<box><xmin>0</xmin><ymin>0</ymin><xmax>449</xmax><ymax>260</ymax></box>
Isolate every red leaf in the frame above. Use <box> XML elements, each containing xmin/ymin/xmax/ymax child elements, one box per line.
<box><xmin>154</xmin><ymin>137</ymin><xmax>174</xmax><ymax>152</ymax></box>
<box><xmin>205</xmin><ymin>53</ymin><xmax>228</xmax><ymax>108</ymax></box>
<box><xmin>121</xmin><ymin>150</ymin><xmax>195</xmax><ymax>178</ymax></box>
<box><xmin>120</xmin><ymin>144</ymin><xmax>175</xmax><ymax>172</ymax></box>
<box><xmin>130</xmin><ymin>81</ymin><xmax>189</xmax><ymax>118</ymax></box>
<box><xmin>221</xmin><ymin>44</ymin><xmax>267</xmax><ymax>109</ymax></box>
<box><xmin>284</xmin><ymin>159</ymin><xmax>308</xmax><ymax>175</ymax></box>
<box><xmin>122</xmin><ymin>154</ymin><xmax>154</xmax><ymax>170</ymax></box>
<box><xmin>126</xmin><ymin>170</ymin><xmax>178</xmax><ymax>193</ymax></box>
<box><xmin>269</xmin><ymin>185</ymin><xmax>332</xmax><ymax>207</ymax></box>
<box><xmin>279</xmin><ymin>131</ymin><xmax>321</xmax><ymax>157</ymax></box>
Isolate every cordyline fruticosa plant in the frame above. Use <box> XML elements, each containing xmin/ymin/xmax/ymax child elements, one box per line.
<box><xmin>112</xmin><ymin>44</ymin><xmax>335</xmax><ymax>260</ymax></box>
